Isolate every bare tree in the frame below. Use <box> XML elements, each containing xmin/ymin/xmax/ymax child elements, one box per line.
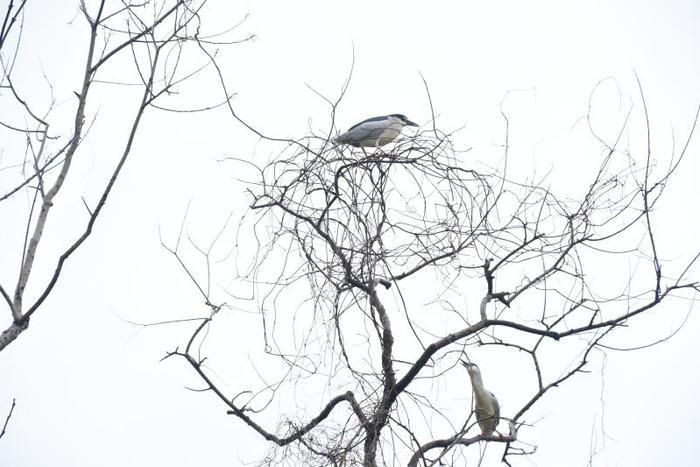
<box><xmin>163</xmin><ymin>81</ymin><xmax>700</xmax><ymax>465</ymax></box>
<box><xmin>163</xmin><ymin>79</ymin><xmax>699</xmax><ymax>464</ymax></box>
<box><xmin>0</xmin><ymin>0</ymin><xmax>251</xmax><ymax>351</ymax></box>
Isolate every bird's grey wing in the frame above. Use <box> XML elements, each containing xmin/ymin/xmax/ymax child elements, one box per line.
<box><xmin>338</xmin><ymin>121</ymin><xmax>386</xmax><ymax>145</ymax></box>
<box><xmin>353</xmin><ymin>124</ymin><xmax>386</xmax><ymax>140</ymax></box>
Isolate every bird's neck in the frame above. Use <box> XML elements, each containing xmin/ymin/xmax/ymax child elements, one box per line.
<box><xmin>469</xmin><ymin>373</ymin><xmax>488</xmax><ymax>399</ymax></box>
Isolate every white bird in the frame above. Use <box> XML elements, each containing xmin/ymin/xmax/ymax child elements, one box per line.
<box><xmin>461</xmin><ymin>360</ymin><xmax>500</xmax><ymax>436</ymax></box>
<box><xmin>336</xmin><ymin>114</ymin><xmax>418</xmax><ymax>147</ymax></box>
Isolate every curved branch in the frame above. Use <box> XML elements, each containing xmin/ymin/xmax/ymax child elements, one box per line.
<box><xmin>408</xmin><ymin>432</ymin><xmax>514</xmax><ymax>467</ymax></box>
<box><xmin>174</xmin><ymin>349</ymin><xmax>368</xmax><ymax>446</ymax></box>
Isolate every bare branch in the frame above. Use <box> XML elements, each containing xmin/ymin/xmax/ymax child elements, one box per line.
<box><xmin>0</xmin><ymin>398</ymin><xmax>16</xmax><ymax>440</ymax></box>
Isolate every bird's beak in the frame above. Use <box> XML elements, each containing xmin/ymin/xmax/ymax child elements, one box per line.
<box><xmin>460</xmin><ymin>359</ymin><xmax>471</xmax><ymax>368</ymax></box>
<box><xmin>405</xmin><ymin>119</ymin><xmax>418</xmax><ymax>127</ymax></box>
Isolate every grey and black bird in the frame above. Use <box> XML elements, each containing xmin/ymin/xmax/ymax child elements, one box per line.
<box><xmin>461</xmin><ymin>360</ymin><xmax>500</xmax><ymax>436</ymax></box>
<box><xmin>336</xmin><ymin>114</ymin><xmax>418</xmax><ymax>147</ymax></box>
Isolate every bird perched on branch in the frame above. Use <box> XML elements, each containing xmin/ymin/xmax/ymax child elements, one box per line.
<box><xmin>336</xmin><ymin>114</ymin><xmax>418</xmax><ymax>147</ymax></box>
<box><xmin>461</xmin><ymin>360</ymin><xmax>500</xmax><ymax>436</ymax></box>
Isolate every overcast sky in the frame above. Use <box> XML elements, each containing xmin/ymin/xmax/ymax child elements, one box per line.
<box><xmin>2</xmin><ymin>1</ymin><xmax>700</xmax><ymax>466</ymax></box>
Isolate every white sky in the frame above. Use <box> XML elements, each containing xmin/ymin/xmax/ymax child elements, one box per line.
<box><xmin>2</xmin><ymin>1</ymin><xmax>700</xmax><ymax>466</ymax></box>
